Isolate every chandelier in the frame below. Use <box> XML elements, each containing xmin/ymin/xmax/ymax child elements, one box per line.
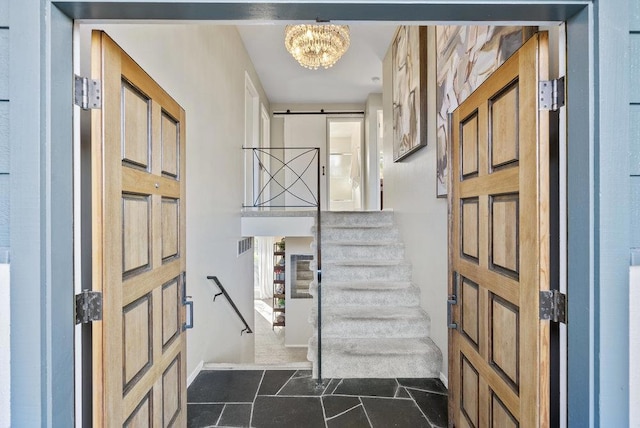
<box><xmin>284</xmin><ymin>24</ymin><xmax>351</xmax><ymax>70</ymax></box>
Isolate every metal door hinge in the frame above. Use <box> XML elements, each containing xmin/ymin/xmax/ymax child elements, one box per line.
<box><xmin>75</xmin><ymin>290</ymin><xmax>103</xmax><ymax>324</ymax></box>
<box><xmin>539</xmin><ymin>290</ymin><xmax>567</xmax><ymax>324</ymax></box>
<box><xmin>74</xmin><ymin>75</ymin><xmax>102</xmax><ymax>110</ymax></box>
<box><xmin>539</xmin><ymin>77</ymin><xmax>565</xmax><ymax>111</ymax></box>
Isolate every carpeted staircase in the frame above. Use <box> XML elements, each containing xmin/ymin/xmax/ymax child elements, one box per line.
<box><xmin>307</xmin><ymin>211</ymin><xmax>442</xmax><ymax>378</ymax></box>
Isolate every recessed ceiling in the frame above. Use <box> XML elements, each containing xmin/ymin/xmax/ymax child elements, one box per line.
<box><xmin>236</xmin><ymin>24</ymin><xmax>398</xmax><ymax>105</ymax></box>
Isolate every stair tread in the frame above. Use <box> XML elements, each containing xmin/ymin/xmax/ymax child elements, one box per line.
<box><xmin>309</xmin><ymin>336</ymin><xmax>439</xmax><ymax>355</ymax></box>
<box><xmin>322</xmin><ymin>240</ymin><xmax>403</xmax><ymax>246</ymax></box>
<box><xmin>313</xmin><ymin>281</ymin><xmax>414</xmax><ymax>290</ymax></box>
<box><xmin>320</xmin><ymin>259</ymin><xmax>409</xmax><ymax>266</ymax></box>
<box><xmin>314</xmin><ymin>305</ymin><xmax>428</xmax><ymax>319</ymax></box>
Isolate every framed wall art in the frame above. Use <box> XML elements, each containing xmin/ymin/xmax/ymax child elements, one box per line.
<box><xmin>435</xmin><ymin>25</ymin><xmax>530</xmax><ymax>197</ymax></box>
<box><xmin>392</xmin><ymin>26</ymin><xmax>428</xmax><ymax>162</ymax></box>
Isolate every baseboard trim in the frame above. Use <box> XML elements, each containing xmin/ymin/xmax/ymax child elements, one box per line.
<box><xmin>284</xmin><ymin>344</ymin><xmax>308</xmax><ymax>348</ymax></box>
<box><xmin>187</xmin><ymin>360</ymin><xmax>204</xmax><ymax>386</ymax></box>
<box><xmin>202</xmin><ymin>362</ymin><xmax>312</xmax><ymax>371</ymax></box>
<box><xmin>439</xmin><ymin>371</ymin><xmax>448</xmax><ymax>389</ymax></box>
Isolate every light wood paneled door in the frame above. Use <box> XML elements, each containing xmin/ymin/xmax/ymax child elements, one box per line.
<box><xmin>91</xmin><ymin>31</ymin><xmax>187</xmax><ymax>427</ymax></box>
<box><xmin>449</xmin><ymin>33</ymin><xmax>550</xmax><ymax>427</ymax></box>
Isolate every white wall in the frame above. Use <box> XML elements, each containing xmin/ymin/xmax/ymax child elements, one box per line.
<box><xmin>80</xmin><ymin>24</ymin><xmax>270</xmax><ymax>376</ymax></box>
<box><xmin>364</xmin><ymin>94</ymin><xmax>383</xmax><ymax>210</ymax></box>
<box><xmin>631</xmin><ymin>265</ymin><xmax>640</xmax><ymax>427</ymax></box>
<box><xmin>382</xmin><ymin>26</ymin><xmax>449</xmax><ymax>379</ymax></box>
<box><xmin>0</xmin><ymin>264</ymin><xmax>9</xmax><ymax>427</ymax></box>
<box><xmin>284</xmin><ymin>237</ymin><xmax>314</xmax><ymax>347</ymax></box>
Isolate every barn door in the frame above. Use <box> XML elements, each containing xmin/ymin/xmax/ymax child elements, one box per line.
<box><xmin>449</xmin><ymin>32</ymin><xmax>550</xmax><ymax>427</ymax></box>
<box><xmin>91</xmin><ymin>31</ymin><xmax>187</xmax><ymax>427</ymax></box>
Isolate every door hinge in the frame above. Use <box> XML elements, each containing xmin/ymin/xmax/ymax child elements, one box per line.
<box><xmin>539</xmin><ymin>290</ymin><xmax>567</xmax><ymax>324</ymax></box>
<box><xmin>539</xmin><ymin>77</ymin><xmax>565</xmax><ymax>111</ymax></box>
<box><xmin>75</xmin><ymin>290</ymin><xmax>103</xmax><ymax>324</ymax></box>
<box><xmin>74</xmin><ymin>75</ymin><xmax>102</xmax><ymax>110</ymax></box>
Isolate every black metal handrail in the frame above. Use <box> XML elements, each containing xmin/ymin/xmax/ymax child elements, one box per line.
<box><xmin>207</xmin><ymin>276</ymin><xmax>253</xmax><ymax>335</ymax></box>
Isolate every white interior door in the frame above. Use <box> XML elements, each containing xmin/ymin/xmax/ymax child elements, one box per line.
<box><xmin>283</xmin><ymin>115</ymin><xmax>327</xmax><ymax>210</ymax></box>
<box><xmin>328</xmin><ymin>118</ymin><xmax>363</xmax><ymax>211</ymax></box>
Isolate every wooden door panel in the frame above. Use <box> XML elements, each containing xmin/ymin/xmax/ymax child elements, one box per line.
<box><xmin>162</xmin><ymin>278</ymin><xmax>181</xmax><ymax>349</ymax></box>
<box><xmin>461</xmin><ymin>113</ymin><xmax>479</xmax><ymax>178</ymax></box>
<box><xmin>162</xmin><ymin>356</ymin><xmax>182</xmax><ymax>427</ymax></box>
<box><xmin>490</xmin><ymin>194</ymin><xmax>519</xmax><ymax>276</ymax></box>
<box><xmin>122</xmin><ymin>82</ymin><xmax>152</xmax><ymax>170</ymax></box>
<box><xmin>491</xmin><ymin>393</ymin><xmax>518</xmax><ymax>428</ymax></box>
<box><xmin>124</xmin><ymin>393</ymin><xmax>152</xmax><ymax>428</ymax></box>
<box><xmin>489</xmin><ymin>82</ymin><xmax>520</xmax><ymax>169</ymax></box>
<box><xmin>449</xmin><ymin>32</ymin><xmax>549</xmax><ymax>427</ymax></box>
<box><xmin>461</xmin><ymin>355</ymin><xmax>480</xmax><ymax>427</ymax></box>
<box><xmin>461</xmin><ymin>198</ymin><xmax>480</xmax><ymax>261</ymax></box>
<box><xmin>460</xmin><ymin>277</ymin><xmax>480</xmax><ymax>348</ymax></box>
<box><xmin>122</xmin><ymin>194</ymin><xmax>152</xmax><ymax>276</ymax></box>
<box><xmin>161</xmin><ymin>198</ymin><xmax>180</xmax><ymax>261</ymax></box>
<box><xmin>92</xmin><ymin>31</ymin><xmax>187</xmax><ymax>427</ymax></box>
<box><xmin>161</xmin><ymin>113</ymin><xmax>180</xmax><ymax>179</ymax></box>
<box><xmin>490</xmin><ymin>295</ymin><xmax>519</xmax><ymax>388</ymax></box>
<box><xmin>123</xmin><ymin>295</ymin><xmax>153</xmax><ymax>389</ymax></box>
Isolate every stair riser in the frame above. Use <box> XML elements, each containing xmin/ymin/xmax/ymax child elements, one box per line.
<box><xmin>311</xmin><ymin>317</ymin><xmax>430</xmax><ymax>339</ymax></box>
<box><xmin>309</xmin><ymin>353</ymin><xmax>442</xmax><ymax>379</ymax></box>
<box><xmin>320</xmin><ymin>227</ymin><xmax>400</xmax><ymax>242</ymax></box>
<box><xmin>309</xmin><ymin>285</ymin><xmax>420</xmax><ymax>307</ymax></box>
<box><xmin>322</xmin><ymin>244</ymin><xmax>405</xmax><ymax>261</ymax></box>
<box><xmin>320</xmin><ymin>264</ymin><xmax>412</xmax><ymax>282</ymax></box>
<box><xmin>321</xmin><ymin>211</ymin><xmax>395</xmax><ymax>227</ymax></box>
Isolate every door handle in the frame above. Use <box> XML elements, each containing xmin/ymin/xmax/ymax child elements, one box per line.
<box><xmin>182</xmin><ymin>271</ymin><xmax>194</xmax><ymax>330</ymax></box>
<box><xmin>183</xmin><ymin>300</ymin><xmax>194</xmax><ymax>330</ymax></box>
<box><xmin>322</xmin><ymin>166</ymin><xmax>325</xmax><ymax>176</ymax></box>
<box><xmin>448</xmin><ymin>272</ymin><xmax>459</xmax><ymax>329</ymax></box>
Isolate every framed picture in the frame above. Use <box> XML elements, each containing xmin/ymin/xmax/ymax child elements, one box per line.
<box><xmin>435</xmin><ymin>25</ymin><xmax>529</xmax><ymax>197</ymax></box>
<box><xmin>392</xmin><ymin>26</ymin><xmax>427</xmax><ymax>162</ymax></box>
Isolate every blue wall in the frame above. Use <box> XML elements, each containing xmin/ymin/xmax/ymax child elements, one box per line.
<box><xmin>0</xmin><ymin>0</ymin><xmax>8</xmax><ymax>259</ymax></box>
<box><xmin>631</xmin><ymin>1</ymin><xmax>640</xmax><ymax>251</ymax></box>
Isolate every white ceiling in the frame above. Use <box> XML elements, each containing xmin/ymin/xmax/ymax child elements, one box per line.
<box><xmin>236</xmin><ymin>24</ymin><xmax>398</xmax><ymax>105</ymax></box>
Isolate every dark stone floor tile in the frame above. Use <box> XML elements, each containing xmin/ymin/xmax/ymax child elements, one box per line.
<box><xmin>325</xmin><ymin>378</ymin><xmax>342</xmax><ymax>395</ymax></box>
<box><xmin>187</xmin><ymin>370</ymin><xmax>264</xmax><ymax>403</ymax></box>
<box><xmin>407</xmin><ymin>389</ymin><xmax>448</xmax><ymax>427</ymax></box>
<box><xmin>279</xmin><ymin>376</ymin><xmax>330</xmax><ymax>396</ymax></box>
<box><xmin>258</xmin><ymin>370</ymin><xmax>296</xmax><ymax>395</ymax></box>
<box><xmin>333</xmin><ymin>378</ymin><xmax>398</xmax><ymax>397</ymax></box>
<box><xmin>361</xmin><ymin>397</ymin><xmax>431</xmax><ymax>428</ymax></box>
<box><xmin>397</xmin><ymin>378</ymin><xmax>448</xmax><ymax>395</ymax></box>
<box><xmin>187</xmin><ymin>403</ymin><xmax>223</xmax><ymax>428</ymax></box>
<box><xmin>293</xmin><ymin>369</ymin><xmax>312</xmax><ymax>378</ymax></box>
<box><xmin>252</xmin><ymin>396</ymin><xmax>325</xmax><ymax>428</ymax></box>
<box><xmin>218</xmin><ymin>403</ymin><xmax>252</xmax><ymax>427</ymax></box>
<box><xmin>322</xmin><ymin>395</ymin><xmax>362</xmax><ymax>418</ymax></box>
<box><xmin>326</xmin><ymin>404</ymin><xmax>371</xmax><ymax>428</ymax></box>
<box><xmin>395</xmin><ymin>387</ymin><xmax>411</xmax><ymax>399</ymax></box>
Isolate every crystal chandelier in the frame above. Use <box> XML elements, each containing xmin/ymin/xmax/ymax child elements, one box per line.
<box><xmin>284</xmin><ymin>24</ymin><xmax>351</xmax><ymax>70</ymax></box>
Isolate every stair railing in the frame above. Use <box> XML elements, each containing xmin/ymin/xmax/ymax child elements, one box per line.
<box><xmin>207</xmin><ymin>276</ymin><xmax>253</xmax><ymax>335</ymax></box>
<box><xmin>316</xmin><ymin>151</ymin><xmax>323</xmax><ymax>383</ymax></box>
<box><xmin>241</xmin><ymin>146</ymin><xmax>323</xmax><ymax>382</ymax></box>
<box><xmin>242</xmin><ymin>147</ymin><xmax>320</xmax><ymax>209</ymax></box>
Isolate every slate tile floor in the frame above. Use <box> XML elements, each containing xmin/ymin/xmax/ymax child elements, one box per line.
<box><xmin>188</xmin><ymin>370</ymin><xmax>448</xmax><ymax>428</ymax></box>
